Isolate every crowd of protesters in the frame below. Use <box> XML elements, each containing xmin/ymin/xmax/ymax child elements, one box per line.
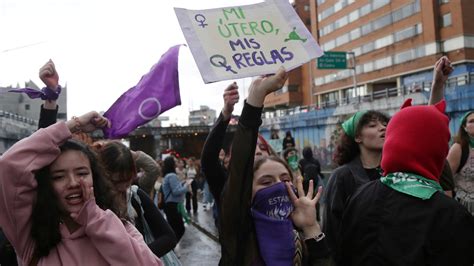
<box><xmin>0</xmin><ymin>55</ymin><xmax>473</xmax><ymax>266</ymax></box>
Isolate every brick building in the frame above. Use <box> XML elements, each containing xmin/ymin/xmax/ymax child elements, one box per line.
<box><xmin>264</xmin><ymin>0</ymin><xmax>474</xmax><ymax>111</ymax></box>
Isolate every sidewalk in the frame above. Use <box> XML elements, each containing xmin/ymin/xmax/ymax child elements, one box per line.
<box><xmin>188</xmin><ymin>202</ymin><xmax>219</xmax><ymax>242</ymax></box>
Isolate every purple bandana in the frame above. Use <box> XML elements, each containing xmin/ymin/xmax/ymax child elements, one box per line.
<box><xmin>103</xmin><ymin>45</ymin><xmax>182</xmax><ymax>138</ymax></box>
<box><xmin>9</xmin><ymin>86</ymin><xmax>61</xmax><ymax>100</ymax></box>
<box><xmin>251</xmin><ymin>182</ymin><xmax>295</xmax><ymax>266</ymax></box>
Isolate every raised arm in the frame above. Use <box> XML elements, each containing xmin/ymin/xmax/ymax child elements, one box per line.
<box><xmin>134</xmin><ymin>151</ymin><xmax>160</xmax><ymax>197</ymax></box>
<box><xmin>429</xmin><ymin>56</ymin><xmax>453</xmax><ymax>105</ymax></box>
<box><xmin>220</xmin><ymin>68</ymin><xmax>288</xmax><ymax>263</ymax></box>
<box><xmin>201</xmin><ymin>83</ymin><xmax>239</xmax><ymax>202</ymax></box>
<box><xmin>38</xmin><ymin>59</ymin><xmax>61</xmax><ymax>129</ymax></box>
<box><xmin>0</xmin><ymin>111</ymin><xmax>109</xmax><ymax>262</ymax></box>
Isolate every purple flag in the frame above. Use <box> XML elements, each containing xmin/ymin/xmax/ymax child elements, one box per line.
<box><xmin>103</xmin><ymin>45</ymin><xmax>182</xmax><ymax>138</ymax></box>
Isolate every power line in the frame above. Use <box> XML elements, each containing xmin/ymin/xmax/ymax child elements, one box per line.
<box><xmin>1</xmin><ymin>41</ymin><xmax>47</xmax><ymax>53</ymax></box>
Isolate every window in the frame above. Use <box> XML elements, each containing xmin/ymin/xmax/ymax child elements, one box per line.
<box><xmin>336</xmin><ymin>34</ymin><xmax>349</xmax><ymax>46</ymax></box>
<box><xmin>335</xmin><ymin>1</ymin><xmax>343</xmax><ymax>12</ymax></box>
<box><xmin>353</xmin><ymin>47</ymin><xmax>362</xmax><ymax>56</ymax></box>
<box><xmin>321</xmin><ymin>6</ymin><xmax>335</xmax><ymax>20</ymax></box>
<box><xmin>362</xmin><ymin>42</ymin><xmax>375</xmax><ymax>54</ymax></box>
<box><xmin>395</xmin><ymin>26</ymin><xmax>416</xmax><ymax>42</ymax></box>
<box><xmin>315</xmin><ymin>77</ymin><xmax>324</xmax><ymax>86</ymax></box>
<box><xmin>349</xmin><ymin>10</ymin><xmax>359</xmax><ymax>22</ymax></box>
<box><xmin>416</xmin><ymin>24</ymin><xmax>423</xmax><ymax>34</ymax></box>
<box><xmin>360</xmin><ymin>4</ymin><xmax>371</xmax><ymax>16</ymax></box>
<box><xmin>324</xmin><ymin>39</ymin><xmax>336</xmax><ymax>51</ymax></box>
<box><xmin>395</xmin><ymin>50</ymin><xmax>414</xmax><ymax>64</ymax></box>
<box><xmin>374</xmin><ymin>56</ymin><xmax>392</xmax><ymax>69</ymax></box>
<box><xmin>362</xmin><ymin>23</ymin><xmax>372</xmax><ymax>35</ymax></box>
<box><xmin>442</xmin><ymin>13</ymin><xmax>452</xmax><ymax>27</ymax></box>
<box><xmin>401</xmin><ymin>4</ymin><xmax>414</xmax><ymax>19</ymax></box>
<box><xmin>25</xmin><ymin>104</ymin><xmax>30</xmax><ymax>110</ymax></box>
<box><xmin>336</xmin><ymin>16</ymin><xmax>348</xmax><ymax>28</ymax></box>
<box><xmin>392</xmin><ymin>8</ymin><xmax>403</xmax><ymax>22</ymax></box>
<box><xmin>372</xmin><ymin>0</ymin><xmax>390</xmax><ymax>10</ymax></box>
<box><xmin>373</xmin><ymin>14</ymin><xmax>392</xmax><ymax>31</ymax></box>
<box><xmin>322</xmin><ymin>91</ymin><xmax>339</xmax><ymax>103</ymax></box>
<box><xmin>350</xmin><ymin>28</ymin><xmax>361</xmax><ymax>40</ymax></box>
<box><xmin>375</xmin><ymin>35</ymin><xmax>393</xmax><ymax>49</ymax></box>
<box><xmin>364</xmin><ymin>62</ymin><xmax>374</xmax><ymax>72</ymax></box>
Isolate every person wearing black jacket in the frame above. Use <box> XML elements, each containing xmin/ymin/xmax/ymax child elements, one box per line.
<box><xmin>337</xmin><ymin>100</ymin><xmax>474</xmax><ymax>266</ymax></box>
<box><xmin>219</xmin><ymin>68</ymin><xmax>330</xmax><ymax>266</ymax></box>
<box><xmin>200</xmin><ymin>82</ymin><xmax>239</xmax><ymax>227</ymax></box>
<box><xmin>323</xmin><ymin>110</ymin><xmax>389</xmax><ymax>255</ymax></box>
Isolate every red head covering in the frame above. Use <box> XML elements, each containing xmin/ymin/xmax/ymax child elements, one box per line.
<box><xmin>381</xmin><ymin>99</ymin><xmax>450</xmax><ymax>182</ymax></box>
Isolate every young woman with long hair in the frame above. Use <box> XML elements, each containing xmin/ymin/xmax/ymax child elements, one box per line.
<box><xmin>219</xmin><ymin>68</ymin><xmax>330</xmax><ymax>265</ymax></box>
<box><xmin>96</xmin><ymin>141</ymin><xmax>177</xmax><ymax>257</ymax></box>
<box><xmin>161</xmin><ymin>156</ymin><xmax>192</xmax><ymax>242</ymax></box>
<box><xmin>0</xmin><ymin>112</ymin><xmax>161</xmax><ymax>265</ymax></box>
<box><xmin>447</xmin><ymin>111</ymin><xmax>474</xmax><ymax>215</ymax></box>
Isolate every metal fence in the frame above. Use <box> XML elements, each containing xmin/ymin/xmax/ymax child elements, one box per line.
<box><xmin>0</xmin><ymin>110</ymin><xmax>38</xmax><ymax>125</ymax></box>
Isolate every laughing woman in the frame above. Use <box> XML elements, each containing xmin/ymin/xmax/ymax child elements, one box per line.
<box><xmin>0</xmin><ymin>112</ymin><xmax>161</xmax><ymax>265</ymax></box>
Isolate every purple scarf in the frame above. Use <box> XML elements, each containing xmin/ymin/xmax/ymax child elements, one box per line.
<box><xmin>8</xmin><ymin>86</ymin><xmax>61</xmax><ymax>100</ymax></box>
<box><xmin>251</xmin><ymin>182</ymin><xmax>295</xmax><ymax>266</ymax></box>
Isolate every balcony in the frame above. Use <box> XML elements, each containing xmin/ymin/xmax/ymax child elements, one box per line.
<box><xmin>263</xmin><ymin>85</ymin><xmax>302</xmax><ymax>110</ymax></box>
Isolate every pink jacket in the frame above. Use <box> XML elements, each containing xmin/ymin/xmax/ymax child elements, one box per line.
<box><xmin>0</xmin><ymin>122</ymin><xmax>162</xmax><ymax>265</ymax></box>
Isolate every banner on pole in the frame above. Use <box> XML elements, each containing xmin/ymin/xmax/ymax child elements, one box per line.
<box><xmin>175</xmin><ymin>0</ymin><xmax>323</xmax><ymax>83</ymax></box>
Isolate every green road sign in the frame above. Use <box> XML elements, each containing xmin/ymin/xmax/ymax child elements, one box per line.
<box><xmin>317</xmin><ymin>51</ymin><xmax>347</xmax><ymax>69</ymax></box>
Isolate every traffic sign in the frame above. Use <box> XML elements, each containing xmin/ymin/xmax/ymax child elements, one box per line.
<box><xmin>317</xmin><ymin>51</ymin><xmax>347</xmax><ymax>69</ymax></box>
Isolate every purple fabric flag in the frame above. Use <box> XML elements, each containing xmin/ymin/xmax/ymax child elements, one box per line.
<box><xmin>103</xmin><ymin>45</ymin><xmax>182</xmax><ymax>139</ymax></box>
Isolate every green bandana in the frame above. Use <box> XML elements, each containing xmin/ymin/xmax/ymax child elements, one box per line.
<box><xmin>380</xmin><ymin>172</ymin><xmax>443</xmax><ymax>200</ymax></box>
<box><xmin>459</xmin><ymin>111</ymin><xmax>474</xmax><ymax>125</ymax></box>
<box><xmin>341</xmin><ymin>111</ymin><xmax>367</xmax><ymax>139</ymax></box>
<box><xmin>287</xmin><ymin>154</ymin><xmax>299</xmax><ymax>171</ymax></box>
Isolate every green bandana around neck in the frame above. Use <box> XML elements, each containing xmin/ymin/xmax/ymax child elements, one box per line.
<box><xmin>459</xmin><ymin>111</ymin><xmax>474</xmax><ymax>126</ymax></box>
<box><xmin>287</xmin><ymin>154</ymin><xmax>299</xmax><ymax>171</ymax></box>
<box><xmin>380</xmin><ymin>172</ymin><xmax>443</xmax><ymax>200</ymax></box>
<box><xmin>341</xmin><ymin>111</ymin><xmax>367</xmax><ymax>139</ymax></box>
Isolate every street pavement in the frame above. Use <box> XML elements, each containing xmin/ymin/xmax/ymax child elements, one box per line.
<box><xmin>174</xmin><ymin>203</ymin><xmax>220</xmax><ymax>265</ymax></box>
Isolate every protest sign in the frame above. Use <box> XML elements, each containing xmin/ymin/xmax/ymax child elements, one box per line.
<box><xmin>268</xmin><ymin>139</ymin><xmax>284</xmax><ymax>153</ymax></box>
<box><xmin>175</xmin><ymin>0</ymin><xmax>323</xmax><ymax>83</ymax></box>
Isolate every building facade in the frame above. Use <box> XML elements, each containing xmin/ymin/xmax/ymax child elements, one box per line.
<box><xmin>264</xmin><ymin>0</ymin><xmax>474</xmax><ymax>111</ymax></box>
<box><xmin>188</xmin><ymin>105</ymin><xmax>217</xmax><ymax>126</ymax></box>
<box><xmin>0</xmin><ymin>81</ymin><xmax>68</xmax><ymax>121</ymax></box>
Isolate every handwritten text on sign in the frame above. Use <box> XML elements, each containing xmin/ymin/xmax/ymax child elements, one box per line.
<box><xmin>175</xmin><ymin>0</ymin><xmax>324</xmax><ymax>83</ymax></box>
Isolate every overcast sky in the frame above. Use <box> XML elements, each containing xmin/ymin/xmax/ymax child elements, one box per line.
<box><xmin>0</xmin><ymin>0</ymin><xmax>275</xmax><ymax>126</ymax></box>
